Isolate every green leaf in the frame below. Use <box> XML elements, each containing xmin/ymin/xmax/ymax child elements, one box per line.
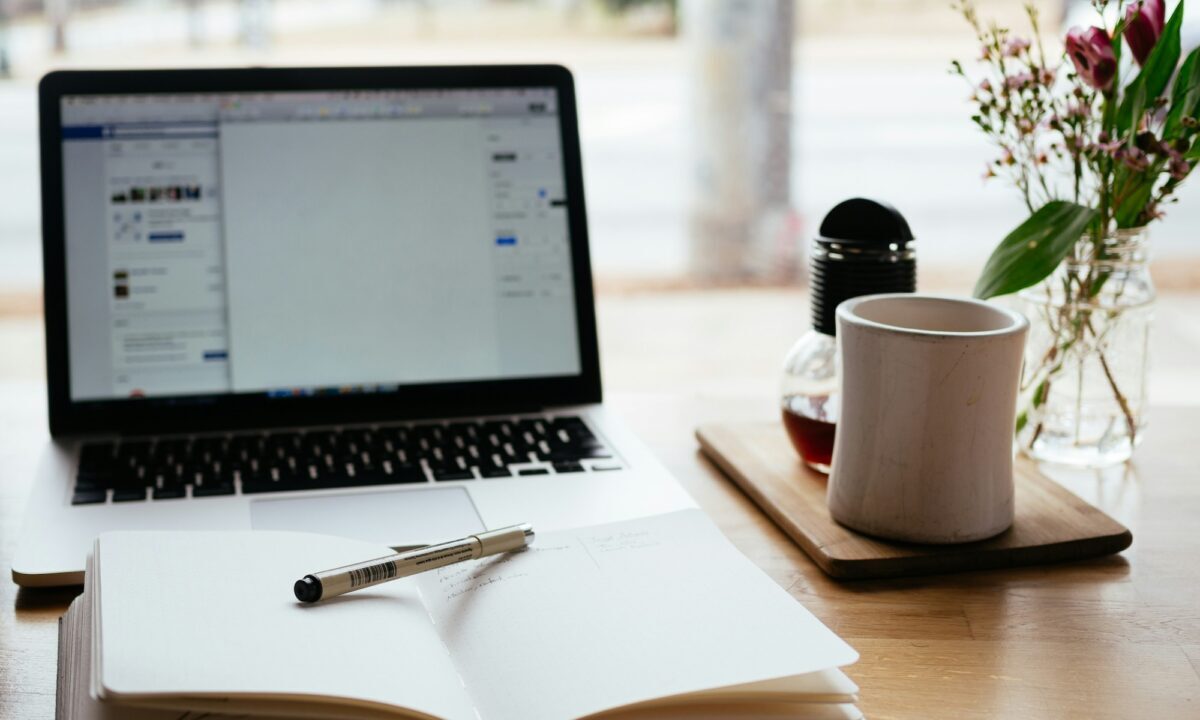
<box><xmin>1118</xmin><ymin>1</ymin><xmax>1184</xmax><ymax>134</ymax></box>
<box><xmin>1033</xmin><ymin>380</ymin><xmax>1049</xmax><ymax>407</ymax></box>
<box><xmin>973</xmin><ymin>201</ymin><xmax>1098</xmax><ymax>299</ymax></box>
<box><xmin>1165</xmin><ymin>47</ymin><xmax>1200</xmax><ymax>138</ymax></box>
<box><xmin>1115</xmin><ymin>175</ymin><xmax>1156</xmax><ymax>227</ymax></box>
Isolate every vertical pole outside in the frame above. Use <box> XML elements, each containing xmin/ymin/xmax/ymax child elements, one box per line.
<box><xmin>47</xmin><ymin>0</ymin><xmax>71</xmax><ymax>54</ymax></box>
<box><xmin>239</xmin><ymin>0</ymin><xmax>272</xmax><ymax>49</ymax></box>
<box><xmin>0</xmin><ymin>0</ymin><xmax>10</xmax><ymax>78</ymax></box>
<box><xmin>683</xmin><ymin>0</ymin><xmax>799</xmax><ymax>284</ymax></box>
<box><xmin>186</xmin><ymin>0</ymin><xmax>206</xmax><ymax>49</ymax></box>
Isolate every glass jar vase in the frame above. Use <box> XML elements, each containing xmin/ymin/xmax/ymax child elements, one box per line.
<box><xmin>1015</xmin><ymin>228</ymin><xmax>1155</xmax><ymax>468</ymax></box>
<box><xmin>781</xmin><ymin>329</ymin><xmax>839</xmax><ymax>474</ymax></box>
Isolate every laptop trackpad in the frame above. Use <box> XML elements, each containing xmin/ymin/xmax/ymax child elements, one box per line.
<box><xmin>249</xmin><ymin>487</ymin><xmax>484</xmax><ymax>548</ymax></box>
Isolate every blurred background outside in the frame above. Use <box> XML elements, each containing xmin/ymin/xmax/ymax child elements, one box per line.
<box><xmin>1</xmin><ymin>0</ymin><xmax>1198</xmax><ymax>306</ymax></box>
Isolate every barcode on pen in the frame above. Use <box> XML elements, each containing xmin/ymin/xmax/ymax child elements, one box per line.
<box><xmin>348</xmin><ymin>561</ymin><xmax>397</xmax><ymax>588</ymax></box>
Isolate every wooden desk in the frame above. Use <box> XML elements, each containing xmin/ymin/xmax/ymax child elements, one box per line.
<box><xmin>2</xmin><ymin>384</ymin><xmax>1198</xmax><ymax>719</ymax></box>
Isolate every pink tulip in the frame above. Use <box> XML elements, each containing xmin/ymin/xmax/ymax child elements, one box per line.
<box><xmin>1066</xmin><ymin>27</ymin><xmax>1117</xmax><ymax>90</ymax></box>
<box><xmin>1125</xmin><ymin>0</ymin><xmax>1165</xmax><ymax>66</ymax></box>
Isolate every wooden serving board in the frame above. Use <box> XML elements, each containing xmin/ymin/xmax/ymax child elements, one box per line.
<box><xmin>696</xmin><ymin>422</ymin><xmax>1133</xmax><ymax>580</ymax></box>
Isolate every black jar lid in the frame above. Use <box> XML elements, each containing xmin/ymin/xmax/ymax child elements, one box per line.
<box><xmin>811</xmin><ymin>198</ymin><xmax>916</xmax><ymax>336</ymax></box>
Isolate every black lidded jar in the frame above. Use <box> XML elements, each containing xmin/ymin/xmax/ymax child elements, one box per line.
<box><xmin>781</xmin><ymin>198</ymin><xmax>916</xmax><ymax>474</ymax></box>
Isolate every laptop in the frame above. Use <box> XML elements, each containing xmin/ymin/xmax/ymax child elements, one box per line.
<box><xmin>13</xmin><ymin>65</ymin><xmax>695</xmax><ymax>587</ymax></box>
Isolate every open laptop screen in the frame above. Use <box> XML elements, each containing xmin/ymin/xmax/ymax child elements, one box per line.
<box><xmin>58</xmin><ymin>87</ymin><xmax>581</xmax><ymax>403</ymax></box>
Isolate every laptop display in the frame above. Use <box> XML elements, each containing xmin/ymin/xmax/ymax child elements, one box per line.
<box><xmin>58</xmin><ymin>87</ymin><xmax>581</xmax><ymax>403</ymax></box>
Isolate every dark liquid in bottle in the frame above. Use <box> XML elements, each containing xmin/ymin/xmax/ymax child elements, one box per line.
<box><xmin>781</xmin><ymin>394</ymin><xmax>838</xmax><ymax>474</ymax></box>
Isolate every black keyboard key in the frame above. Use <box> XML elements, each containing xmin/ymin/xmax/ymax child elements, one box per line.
<box><xmin>227</xmin><ymin>435</ymin><xmax>261</xmax><ymax>459</ymax></box>
<box><xmin>382</xmin><ymin>458</ymin><xmax>424</xmax><ymax>479</ymax></box>
<box><xmin>447</xmin><ymin>422</ymin><xmax>479</xmax><ymax>441</ymax></box>
<box><xmin>71</xmin><ymin>489</ymin><xmax>107</xmax><ymax>505</ymax></box>
<box><xmin>146</xmin><ymin>470</ymin><xmax>169</xmax><ymax>491</ymax></box>
<box><xmin>481</xmin><ymin>421</ymin><xmax>514</xmax><ymax>438</ymax></box>
<box><xmin>112</xmin><ymin>487</ymin><xmax>147</xmax><ymax>502</ymax></box>
<box><xmin>553</xmin><ymin>461</ymin><xmax>585</xmax><ymax>473</ymax></box>
<box><xmin>289</xmin><ymin>473</ymin><xmax>336</xmax><ymax>491</ymax></box>
<box><xmin>412</xmin><ymin>424</ymin><xmax>445</xmax><ymax>445</ymax></box>
<box><xmin>383</xmin><ymin>425</ymin><xmax>412</xmax><ymax>445</ymax></box>
<box><xmin>192</xmin><ymin>481</ymin><xmax>235</xmax><ymax>497</ymax></box>
<box><xmin>116</xmin><ymin>446</ymin><xmax>152</xmax><ymax>473</ymax></box>
<box><xmin>370</xmin><ymin>467</ymin><xmax>427</xmax><ymax>485</ymax></box>
<box><xmin>237</xmin><ymin>458</ymin><xmax>263</xmax><ymax>482</ymax></box>
<box><xmin>265</xmin><ymin>432</ymin><xmax>304</xmax><ymax>456</ymax></box>
<box><xmin>152</xmin><ymin>485</ymin><xmax>186</xmax><ymax>500</ymax></box>
<box><xmin>432</xmin><ymin>469</ymin><xmax>474</xmax><ymax>481</ymax></box>
<box><xmin>573</xmin><ymin>444</ymin><xmax>609</xmax><ymax>460</ymax></box>
<box><xmin>549</xmin><ymin>443</ymin><xmax>613</xmax><ymax>462</ymax></box>
<box><xmin>265</xmin><ymin>464</ymin><xmax>300</xmax><ymax>486</ymax></box>
<box><xmin>352</xmin><ymin>451</ymin><xmax>378</xmax><ymax>472</ymax></box>
<box><xmin>78</xmin><ymin>441</ymin><xmax>115</xmax><ymax>474</ymax></box>
<box><xmin>242</xmin><ymin>480</ymin><xmax>292</xmax><ymax>494</ymax></box>
<box><xmin>479</xmin><ymin>466</ymin><xmax>512</xmax><ymax>478</ymax></box>
<box><xmin>514</xmin><ymin>419</ymin><xmax>545</xmax><ymax>436</ymax></box>
<box><xmin>73</xmin><ymin>474</ymin><xmax>110</xmax><ymax>490</ymax></box>
<box><xmin>341</xmin><ymin>427</ymin><xmax>374</xmax><ymax>444</ymax></box>
<box><xmin>180</xmin><ymin>464</ymin><xmax>208</xmax><ymax>487</ymax></box>
<box><xmin>549</xmin><ymin>415</ymin><xmax>590</xmax><ymax>432</ymax></box>
<box><xmin>210</xmin><ymin>462</ymin><xmax>235</xmax><ymax>487</ymax></box>
<box><xmin>294</xmin><ymin>459</ymin><xmax>316</xmax><ymax>478</ymax></box>
<box><xmin>110</xmin><ymin>466</ymin><xmax>149</xmax><ymax>488</ymax></box>
<box><xmin>335</xmin><ymin>470</ymin><xmax>386</xmax><ymax>486</ymax></box>
<box><xmin>517</xmin><ymin>467</ymin><xmax>550</xmax><ymax>476</ymax></box>
<box><xmin>191</xmin><ymin>436</ymin><xmax>224</xmax><ymax>464</ymax></box>
<box><xmin>162</xmin><ymin>462</ymin><xmax>186</xmax><ymax>483</ymax></box>
<box><xmin>153</xmin><ymin>438</ymin><xmax>189</xmax><ymax>462</ymax></box>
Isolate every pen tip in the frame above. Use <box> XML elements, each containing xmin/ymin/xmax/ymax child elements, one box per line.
<box><xmin>294</xmin><ymin>576</ymin><xmax>322</xmax><ymax>603</ymax></box>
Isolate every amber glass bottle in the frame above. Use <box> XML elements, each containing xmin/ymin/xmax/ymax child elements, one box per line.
<box><xmin>781</xmin><ymin>198</ymin><xmax>916</xmax><ymax>473</ymax></box>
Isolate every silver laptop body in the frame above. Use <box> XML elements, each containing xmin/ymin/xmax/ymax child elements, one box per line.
<box><xmin>14</xmin><ymin>65</ymin><xmax>693</xmax><ymax>587</ymax></box>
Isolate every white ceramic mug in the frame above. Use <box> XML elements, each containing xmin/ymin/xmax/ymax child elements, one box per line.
<box><xmin>827</xmin><ymin>294</ymin><xmax>1029</xmax><ymax>544</ymax></box>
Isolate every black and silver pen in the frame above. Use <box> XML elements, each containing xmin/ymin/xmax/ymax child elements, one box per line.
<box><xmin>293</xmin><ymin>523</ymin><xmax>535</xmax><ymax>603</ymax></box>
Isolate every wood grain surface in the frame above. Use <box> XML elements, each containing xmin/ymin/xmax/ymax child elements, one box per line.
<box><xmin>3</xmin><ymin>385</ymin><xmax>1199</xmax><ymax>719</ymax></box>
<box><xmin>697</xmin><ymin>422</ymin><xmax>1133</xmax><ymax>579</ymax></box>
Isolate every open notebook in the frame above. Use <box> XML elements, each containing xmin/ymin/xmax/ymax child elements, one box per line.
<box><xmin>57</xmin><ymin>509</ymin><xmax>861</xmax><ymax>720</ymax></box>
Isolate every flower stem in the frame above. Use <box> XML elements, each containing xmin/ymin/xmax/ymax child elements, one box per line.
<box><xmin>1088</xmin><ymin>319</ymin><xmax>1139</xmax><ymax>443</ymax></box>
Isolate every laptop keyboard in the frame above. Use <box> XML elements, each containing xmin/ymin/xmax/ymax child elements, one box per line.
<box><xmin>71</xmin><ymin>415</ymin><xmax>621</xmax><ymax>505</ymax></box>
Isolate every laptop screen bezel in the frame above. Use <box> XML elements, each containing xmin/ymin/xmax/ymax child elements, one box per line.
<box><xmin>39</xmin><ymin>65</ymin><xmax>602</xmax><ymax>437</ymax></box>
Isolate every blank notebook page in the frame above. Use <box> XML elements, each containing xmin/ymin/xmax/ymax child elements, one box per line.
<box><xmin>96</xmin><ymin>532</ymin><xmax>478</xmax><ymax>719</ymax></box>
<box><xmin>414</xmin><ymin>509</ymin><xmax>858</xmax><ymax>720</ymax></box>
